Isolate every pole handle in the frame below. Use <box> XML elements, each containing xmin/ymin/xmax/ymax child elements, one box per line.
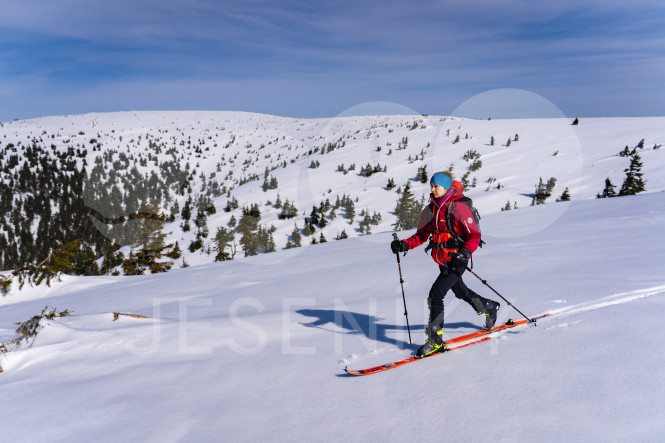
<box><xmin>393</xmin><ymin>233</ymin><xmax>411</xmax><ymax>344</ymax></box>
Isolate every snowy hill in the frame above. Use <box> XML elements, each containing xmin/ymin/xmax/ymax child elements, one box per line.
<box><xmin>1</xmin><ymin>191</ymin><xmax>665</xmax><ymax>441</ymax></box>
<box><xmin>1</xmin><ymin>112</ymin><xmax>663</xmax><ymax>269</ymax></box>
<box><xmin>1</xmin><ymin>112</ymin><xmax>665</xmax><ymax>441</ymax></box>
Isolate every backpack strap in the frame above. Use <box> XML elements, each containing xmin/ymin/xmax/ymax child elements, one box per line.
<box><xmin>446</xmin><ymin>199</ymin><xmax>485</xmax><ymax>249</ymax></box>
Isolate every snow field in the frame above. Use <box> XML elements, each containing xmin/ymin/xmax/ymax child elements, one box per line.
<box><xmin>1</xmin><ymin>191</ymin><xmax>665</xmax><ymax>441</ymax></box>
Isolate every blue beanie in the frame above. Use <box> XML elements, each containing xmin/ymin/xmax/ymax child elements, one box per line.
<box><xmin>430</xmin><ymin>172</ymin><xmax>452</xmax><ymax>189</ymax></box>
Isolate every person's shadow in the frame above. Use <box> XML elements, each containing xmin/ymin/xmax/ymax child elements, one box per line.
<box><xmin>296</xmin><ymin>309</ymin><xmax>479</xmax><ymax>352</ymax></box>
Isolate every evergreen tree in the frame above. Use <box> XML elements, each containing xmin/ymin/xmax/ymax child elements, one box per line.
<box><xmin>214</xmin><ymin>226</ymin><xmax>235</xmax><ymax>261</ymax></box>
<box><xmin>393</xmin><ymin>182</ymin><xmax>421</xmax><ymax>230</ymax></box>
<box><xmin>181</xmin><ymin>198</ymin><xmax>192</xmax><ymax>221</ymax></box>
<box><xmin>416</xmin><ymin>165</ymin><xmax>428</xmax><ymax>183</ymax></box>
<box><xmin>557</xmin><ymin>187</ymin><xmax>571</xmax><ymax>202</ymax></box>
<box><xmin>302</xmin><ymin>223</ymin><xmax>314</xmax><ymax>237</ymax></box>
<box><xmin>46</xmin><ymin>239</ymin><xmax>82</xmax><ymax>277</ymax></box>
<box><xmin>165</xmin><ymin>242</ymin><xmax>182</xmax><ymax>259</ymax></box>
<box><xmin>531</xmin><ymin>177</ymin><xmax>557</xmax><ymax>205</ymax></box>
<box><xmin>122</xmin><ymin>200</ymin><xmax>173</xmax><ymax>275</ymax></box>
<box><xmin>597</xmin><ymin>177</ymin><xmax>617</xmax><ymax>198</ymax></box>
<box><xmin>258</xmin><ymin>225</ymin><xmax>277</xmax><ymax>253</ymax></box>
<box><xmin>279</xmin><ymin>199</ymin><xmax>298</xmax><ymax>219</ymax></box>
<box><xmin>343</xmin><ymin>196</ymin><xmax>355</xmax><ymax>222</ymax></box>
<box><xmin>100</xmin><ymin>246</ymin><xmax>124</xmax><ymax>275</ymax></box>
<box><xmin>72</xmin><ymin>241</ymin><xmax>100</xmax><ymax>275</ymax></box>
<box><xmin>460</xmin><ymin>171</ymin><xmax>471</xmax><ymax>188</ymax></box>
<box><xmin>290</xmin><ymin>225</ymin><xmax>302</xmax><ymax>247</ymax></box>
<box><xmin>309</xmin><ymin>206</ymin><xmax>320</xmax><ymax>227</ymax></box>
<box><xmin>619</xmin><ymin>152</ymin><xmax>646</xmax><ymax>196</ymax></box>
<box><xmin>237</xmin><ymin>205</ymin><xmax>261</xmax><ymax>256</ymax></box>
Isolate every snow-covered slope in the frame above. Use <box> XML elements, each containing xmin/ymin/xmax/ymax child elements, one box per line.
<box><xmin>1</xmin><ymin>189</ymin><xmax>664</xmax><ymax>441</ymax></box>
<box><xmin>1</xmin><ymin>112</ymin><xmax>663</xmax><ymax>268</ymax></box>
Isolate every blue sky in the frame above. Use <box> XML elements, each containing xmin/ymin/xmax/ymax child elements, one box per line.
<box><xmin>0</xmin><ymin>0</ymin><xmax>664</xmax><ymax>120</ymax></box>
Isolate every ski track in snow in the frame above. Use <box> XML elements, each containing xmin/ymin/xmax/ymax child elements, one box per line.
<box><xmin>546</xmin><ymin>285</ymin><xmax>665</xmax><ymax>318</ymax></box>
<box><xmin>345</xmin><ymin>284</ymin><xmax>665</xmax><ymax>367</ymax></box>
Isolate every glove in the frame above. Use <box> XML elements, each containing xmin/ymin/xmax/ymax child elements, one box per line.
<box><xmin>391</xmin><ymin>240</ymin><xmax>409</xmax><ymax>254</ymax></box>
<box><xmin>451</xmin><ymin>248</ymin><xmax>471</xmax><ymax>275</ymax></box>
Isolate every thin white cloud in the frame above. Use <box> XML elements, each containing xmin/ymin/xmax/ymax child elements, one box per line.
<box><xmin>0</xmin><ymin>0</ymin><xmax>663</xmax><ymax>119</ymax></box>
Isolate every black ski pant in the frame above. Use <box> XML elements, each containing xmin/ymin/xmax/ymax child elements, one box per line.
<box><xmin>428</xmin><ymin>265</ymin><xmax>491</xmax><ymax>329</ymax></box>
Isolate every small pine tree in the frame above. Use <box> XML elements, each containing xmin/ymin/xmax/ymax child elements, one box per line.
<box><xmin>279</xmin><ymin>199</ymin><xmax>298</xmax><ymax>219</ymax></box>
<box><xmin>182</xmin><ymin>198</ymin><xmax>192</xmax><ymax>220</ymax></box>
<box><xmin>531</xmin><ymin>177</ymin><xmax>556</xmax><ymax>205</ymax></box>
<box><xmin>597</xmin><ymin>178</ymin><xmax>617</xmax><ymax>199</ymax></box>
<box><xmin>214</xmin><ymin>226</ymin><xmax>235</xmax><ymax>261</ymax></box>
<box><xmin>557</xmin><ymin>187</ymin><xmax>571</xmax><ymax>202</ymax></box>
<box><xmin>258</xmin><ymin>225</ymin><xmax>276</xmax><ymax>253</ymax></box>
<box><xmin>237</xmin><ymin>206</ymin><xmax>261</xmax><ymax>256</ymax></box>
<box><xmin>490</xmin><ymin>136</ymin><xmax>495</xmax><ymax>146</ymax></box>
<box><xmin>619</xmin><ymin>152</ymin><xmax>646</xmax><ymax>196</ymax></box>
<box><xmin>416</xmin><ymin>165</ymin><xmax>428</xmax><ymax>183</ymax></box>
<box><xmin>393</xmin><ymin>182</ymin><xmax>422</xmax><ymax>231</ymax></box>
<box><xmin>344</xmin><ymin>197</ymin><xmax>355</xmax><ymax>222</ymax></box>
<box><xmin>290</xmin><ymin>225</ymin><xmax>302</xmax><ymax>247</ymax></box>
<box><xmin>122</xmin><ymin>201</ymin><xmax>173</xmax><ymax>275</ymax></box>
<box><xmin>48</xmin><ymin>239</ymin><xmax>82</xmax><ymax>275</ymax></box>
<box><xmin>460</xmin><ymin>171</ymin><xmax>471</xmax><ymax>188</ymax></box>
<box><xmin>618</xmin><ymin>146</ymin><xmax>632</xmax><ymax>157</ymax></box>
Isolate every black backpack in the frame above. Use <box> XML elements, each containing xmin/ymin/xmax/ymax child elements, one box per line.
<box><xmin>445</xmin><ymin>196</ymin><xmax>484</xmax><ymax>248</ymax></box>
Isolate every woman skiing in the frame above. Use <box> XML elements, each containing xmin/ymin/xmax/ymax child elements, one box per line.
<box><xmin>391</xmin><ymin>171</ymin><xmax>500</xmax><ymax>358</ymax></box>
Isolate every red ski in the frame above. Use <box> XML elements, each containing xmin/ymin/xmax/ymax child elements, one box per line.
<box><xmin>344</xmin><ymin>313</ymin><xmax>550</xmax><ymax>376</ymax></box>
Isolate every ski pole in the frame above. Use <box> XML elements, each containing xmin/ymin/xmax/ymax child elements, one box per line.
<box><xmin>393</xmin><ymin>233</ymin><xmax>412</xmax><ymax>344</ymax></box>
<box><xmin>465</xmin><ymin>267</ymin><xmax>536</xmax><ymax>324</ymax></box>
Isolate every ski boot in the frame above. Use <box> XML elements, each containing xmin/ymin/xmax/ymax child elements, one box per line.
<box><xmin>485</xmin><ymin>301</ymin><xmax>500</xmax><ymax>331</ymax></box>
<box><xmin>415</xmin><ymin>324</ymin><xmax>446</xmax><ymax>358</ymax></box>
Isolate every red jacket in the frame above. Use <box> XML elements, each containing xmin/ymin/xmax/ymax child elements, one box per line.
<box><xmin>403</xmin><ymin>181</ymin><xmax>481</xmax><ymax>266</ymax></box>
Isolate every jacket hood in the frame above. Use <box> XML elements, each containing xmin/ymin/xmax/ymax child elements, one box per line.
<box><xmin>450</xmin><ymin>180</ymin><xmax>465</xmax><ymax>198</ymax></box>
<box><xmin>430</xmin><ymin>180</ymin><xmax>465</xmax><ymax>207</ymax></box>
